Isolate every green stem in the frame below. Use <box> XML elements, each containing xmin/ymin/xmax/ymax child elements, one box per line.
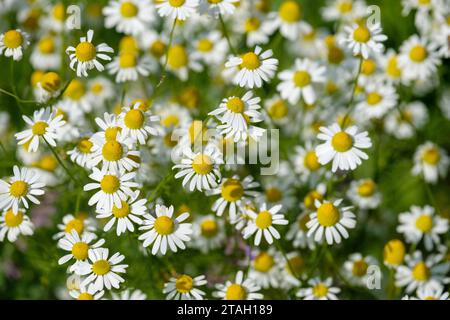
<box><xmin>275</xmin><ymin>241</ymin><xmax>299</xmax><ymax>280</ymax></box>
<box><xmin>0</xmin><ymin>141</ymin><xmax>6</xmax><ymax>154</ymax></box>
<box><xmin>148</xmin><ymin>171</ymin><xmax>173</xmax><ymax>203</ymax></box>
<box><xmin>424</xmin><ymin>182</ymin><xmax>441</xmax><ymax>216</ymax></box>
<box><xmin>155</xmin><ymin>18</ymin><xmax>177</xmax><ymax>90</ymax></box>
<box><xmin>43</xmin><ymin>138</ymin><xmax>79</xmax><ymax>184</ymax></box>
<box><xmin>342</xmin><ymin>57</ymin><xmax>363</xmax><ymax>128</ymax></box>
<box><xmin>219</xmin><ymin>13</ymin><xmax>236</xmax><ymax>55</ymax></box>
<box><xmin>0</xmin><ymin>88</ymin><xmax>36</xmax><ymax>104</ymax></box>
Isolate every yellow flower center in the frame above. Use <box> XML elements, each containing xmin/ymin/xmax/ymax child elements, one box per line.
<box><xmin>245</xmin><ymin>17</ymin><xmax>261</xmax><ymax>32</ymax></box>
<box><xmin>317</xmin><ymin>203</ymin><xmax>340</xmax><ymax>227</ymax></box>
<box><xmin>255</xmin><ymin>210</ymin><xmax>272</xmax><ymax>229</ymax></box>
<box><xmin>161</xmin><ymin>114</ymin><xmax>180</xmax><ymax>127</ymax></box>
<box><xmin>422</xmin><ymin>147</ymin><xmax>440</xmax><ymax>165</ymax></box>
<box><xmin>71</xmin><ymin>242</ymin><xmax>89</xmax><ymax>260</ymax></box>
<box><xmin>77</xmin><ymin>293</ymin><xmax>93</xmax><ymax>300</ymax></box>
<box><xmin>38</xmin><ymin>37</ymin><xmax>55</xmax><ymax>54</ymax></box>
<box><xmin>4</xmin><ymin>210</ymin><xmax>24</xmax><ymax>227</ymax></box>
<box><xmin>207</xmin><ymin>0</ymin><xmax>223</xmax><ymax>3</ymax></box>
<box><xmin>119</xmin><ymin>53</ymin><xmax>137</xmax><ymax>68</ymax></box>
<box><xmin>383</xmin><ymin>239</ymin><xmax>405</xmax><ymax>266</ymax></box>
<box><xmin>303</xmin><ymin>190</ymin><xmax>323</xmax><ymax>210</ymax></box>
<box><xmin>102</xmin><ymin>140</ymin><xmax>123</xmax><ymax>161</ymax></box>
<box><xmin>32</xmin><ymin>121</ymin><xmax>48</xmax><ymax>136</ymax></box>
<box><xmin>409</xmin><ymin>45</ymin><xmax>428</xmax><ymax>62</ymax></box>
<box><xmin>304</xmin><ymin>150</ymin><xmax>320</xmax><ymax>171</ymax></box>
<box><xmin>124</xmin><ymin>109</ymin><xmax>145</xmax><ymax>129</ymax></box>
<box><xmin>3</xmin><ymin>30</ymin><xmax>23</xmax><ymax>49</ymax></box>
<box><xmin>298</xmin><ymin>214</ymin><xmax>310</xmax><ymax>232</ymax></box>
<box><xmin>268</xmin><ymin>100</ymin><xmax>288</xmax><ymax>119</ymax></box>
<box><xmin>353</xmin><ymin>26</ymin><xmax>371</xmax><ymax>43</ymax></box>
<box><xmin>200</xmin><ymin>219</ymin><xmax>218</xmax><ymax>238</ymax></box>
<box><xmin>328</xmin><ymin>46</ymin><xmax>345</xmax><ymax>64</ymax></box>
<box><xmin>226</xmin><ymin>284</ymin><xmax>247</xmax><ymax>300</ymax></box>
<box><xmin>37</xmin><ymin>155</ymin><xmax>58</xmax><ymax>172</ymax></box>
<box><xmin>120</xmin><ymin>2</ymin><xmax>138</xmax><ymax>17</ymax></box>
<box><xmin>169</xmin><ymin>0</ymin><xmax>186</xmax><ymax>7</ymax></box>
<box><xmin>154</xmin><ymin>216</ymin><xmax>175</xmax><ymax>235</ymax></box>
<box><xmin>313</xmin><ymin>283</ymin><xmax>329</xmax><ymax>297</ymax></box>
<box><xmin>286</xmin><ymin>256</ymin><xmax>304</xmax><ymax>276</ymax></box>
<box><xmin>9</xmin><ymin>181</ymin><xmax>29</xmax><ymax>197</ymax></box>
<box><xmin>197</xmin><ymin>39</ymin><xmax>213</xmax><ymax>52</ymax></box>
<box><xmin>352</xmin><ymin>259</ymin><xmax>369</xmax><ymax>277</ymax></box>
<box><xmin>415</xmin><ymin>214</ymin><xmax>433</xmax><ymax>233</ymax></box>
<box><xmin>266</xmin><ymin>187</ymin><xmax>282</xmax><ymax>203</ymax></box>
<box><xmin>361</xmin><ymin>59</ymin><xmax>376</xmax><ymax>75</ymax></box>
<box><xmin>41</xmin><ymin>72</ymin><xmax>61</xmax><ymax>93</ymax></box>
<box><xmin>105</xmin><ymin>127</ymin><xmax>121</xmax><ymax>141</ymax></box>
<box><xmin>175</xmin><ymin>274</ymin><xmax>193</xmax><ymax>293</ymax></box>
<box><xmin>387</xmin><ymin>56</ymin><xmax>401</xmax><ymax>77</ymax></box>
<box><xmin>293</xmin><ymin>71</ymin><xmax>311</xmax><ymax>88</ymax></box>
<box><xmin>366</xmin><ymin>92</ymin><xmax>382</xmax><ymax>105</ymax></box>
<box><xmin>240</xmin><ymin>52</ymin><xmax>260</xmax><ymax>70</ymax></box>
<box><xmin>338</xmin><ymin>1</ymin><xmax>352</xmax><ymax>13</ymax></box>
<box><xmin>100</xmin><ymin>175</ymin><xmax>120</xmax><ymax>194</ymax></box>
<box><xmin>52</xmin><ymin>3</ymin><xmax>66</xmax><ymax>21</ymax></box>
<box><xmin>418</xmin><ymin>0</ymin><xmax>431</xmax><ymax>5</ymax></box>
<box><xmin>254</xmin><ymin>252</ymin><xmax>274</xmax><ymax>273</ymax></box>
<box><xmin>112</xmin><ymin>201</ymin><xmax>130</xmax><ymax>218</ymax></box>
<box><xmin>221</xmin><ymin>179</ymin><xmax>244</xmax><ymax>202</ymax></box>
<box><xmin>77</xmin><ymin>138</ymin><xmax>93</xmax><ymax>154</ymax></box>
<box><xmin>64</xmin><ymin>218</ymin><xmax>84</xmax><ymax>234</ymax></box>
<box><xmin>92</xmin><ymin>259</ymin><xmax>110</xmax><ymax>276</ymax></box>
<box><xmin>357</xmin><ymin>180</ymin><xmax>376</xmax><ymax>197</ymax></box>
<box><xmin>75</xmin><ymin>41</ymin><xmax>96</xmax><ymax>62</ymax></box>
<box><xmin>150</xmin><ymin>40</ymin><xmax>166</xmax><ymax>58</ymax></box>
<box><xmin>412</xmin><ymin>262</ymin><xmax>430</xmax><ymax>281</ymax></box>
<box><xmin>65</xmin><ymin>80</ymin><xmax>86</xmax><ymax>100</ymax></box>
<box><xmin>226</xmin><ymin>97</ymin><xmax>245</xmax><ymax>113</ymax></box>
<box><xmin>189</xmin><ymin>121</ymin><xmax>209</xmax><ymax>145</ymax></box>
<box><xmin>192</xmin><ymin>154</ymin><xmax>213</xmax><ymax>175</ymax></box>
<box><xmin>119</xmin><ymin>36</ymin><xmax>138</xmax><ymax>55</ymax></box>
<box><xmin>168</xmin><ymin>45</ymin><xmax>188</xmax><ymax>69</ymax></box>
<box><xmin>331</xmin><ymin>131</ymin><xmax>353</xmax><ymax>152</ymax></box>
<box><xmin>163</xmin><ymin>133</ymin><xmax>177</xmax><ymax>147</ymax></box>
<box><xmin>279</xmin><ymin>1</ymin><xmax>301</xmax><ymax>22</ymax></box>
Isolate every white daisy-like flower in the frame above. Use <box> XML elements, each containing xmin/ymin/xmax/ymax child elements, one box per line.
<box><xmin>198</xmin><ymin>0</ymin><xmax>238</xmax><ymax>17</ymax></box>
<box><xmin>341</xmin><ymin>22</ymin><xmax>387</xmax><ymax>59</ymax></box>
<box><xmin>306</xmin><ymin>199</ymin><xmax>356</xmax><ymax>245</ymax></box>
<box><xmin>277</xmin><ymin>252</ymin><xmax>304</xmax><ymax>289</ymax></box>
<box><xmin>248</xmin><ymin>248</ymin><xmax>282</xmax><ymax>289</ymax></box>
<box><xmin>347</xmin><ymin>179</ymin><xmax>381</xmax><ymax>210</ymax></box>
<box><xmin>0</xmin><ymin>29</ymin><xmax>30</xmax><ymax>61</ymax></box>
<box><xmin>191</xmin><ymin>214</ymin><xmax>225</xmax><ymax>253</ymax></box>
<box><xmin>67</xmin><ymin>136</ymin><xmax>95</xmax><ymax>168</ymax></box>
<box><xmin>293</xmin><ymin>142</ymin><xmax>323</xmax><ymax>182</ymax></box>
<box><xmin>84</xmin><ymin>167</ymin><xmax>139</xmax><ymax>212</ymax></box>
<box><xmin>191</xmin><ymin>31</ymin><xmax>228</xmax><ymax>66</ymax></box>
<box><xmin>173</xmin><ymin>145</ymin><xmax>223</xmax><ymax>192</ymax></box>
<box><xmin>111</xmin><ymin>288</ymin><xmax>147</xmax><ymax>300</ymax></box>
<box><xmin>103</xmin><ymin>0</ymin><xmax>155</xmax><ymax>36</ymax></box>
<box><xmin>413</xmin><ymin>284</ymin><xmax>450</xmax><ymax>300</ymax></box>
<box><xmin>118</xmin><ymin>102</ymin><xmax>160</xmax><ymax>145</ymax></box>
<box><xmin>379</xmin><ymin>49</ymin><xmax>404</xmax><ymax>84</ymax></box>
<box><xmin>384</xmin><ymin>101</ymin><xmax>428</xmax><ymax>139</ymax></box>
<box><xmin>286</xmin><ymin>212</ymin><xmax>316</xmax><ymax>250</ymax></box>
<box><xmin>89</xmin><ymin>133</ymin><xmax>140</xmax><ymax>172</ymax></box>
<box><xmin>209</xmin><ymin>175</ymin><xmax>259</xmax><ymax>220</ymax></box>
<box><xmin>216</xmin><ymin>114</ymin><xmax>265</xmax><ymax>143</ymax></box>
<box><xmin>165</xmin><ymin>43</ymin><xmax>203</xmax><ymax>81</ymax></box>
<box><xmin>86</xmin><ymin>77</ymin><xmax>115</xmax><ymax>108</ymax></box>
<box><xmin>30</xmin><ymin>35</ymin><xmax>61</xmax><ymax>70</ymax></box>
<box><xmin>315</xmin><ymin>123</ymin><xmax>372</xmax><ymax>172</ymax></box>
<box><xmin>225</xmin><ymin>46</ymin><xmax>278</xmax><ymax>89</ymax></box>
<box><xmin>60</xmin><ymin>79</ymin><xmax>92</xmax><ymax>113</ymax></box>
<box><xmin>397</xmin><ymin>35</ymin><xmax>441</xmax><ymax>81</ymax></box>
<box><xmin>77</xmin><ymin>248</ymin><xmax>128</xmax><ymax>291</ymax></box>
<box><xmin>57</xmin><ymin>230</ymin><xmax>105</xmax><ymax>272</ymax></box>
<box><xmin>214</xmin><ymin>270</ymin><xmax>263</xmax><ymax>300</ymax></box>
<box><xmin>107</xmin><ymin>52</ymin><xmax>153</xmax><ymax>83</ymax></box>
<box><xmin>243</xmin><ymin>203</ymin><xmax>288</xmax><ymax>246</ymax></box>
<box><xmin>93</xmin><ymin>112</ymin><xmax>123</xmax><ymax>142</ymax></box>
<box><xmin>0</xmin><ymin>166</ymin><xmax>45</xmax><ymax>214</ymax></box>
<box><xmin>395</xmin><ymin>251</ymin><xmax>450</xmax><ymax>293</ymax></box>
<box><xmin>69</xmin><ymin>283</ymin><xmax>105</xmax><ymax>300</ymax></box>
<box><xmin>163</xmin><ymin>274</ymin><xmax>207</xmax><ymax>300</ymax></box>
<box><xmin>54</xmin><ymin>214</ymin><xmax>97</xmax><ymax>240</ymax></box>
<box><xmin>66</xmin><ymin>30</ymin><xmax>114</xmax><ymax>77</ymax></box>
<box><xmin>412</xmin><ymin>141</ymin><xmax>449</xmax><ymax>184</ymax></box>
<box><xmin>0</xmin><ymin>209</ymin><xmax>34</xmax><ymax>242</ymax></box>
<box><xmin>15</xmin><ymin>107</ymin><xmax>65</xmax><ymax>153</ymax></box>
<box><xmin>238</xmin><ymin>14</ymin><xmax>272</xmax><ymax>47</ymax></box>
<box><xmin>397</xmin><ymin>205</ymin><xmax>449</xmax><ymax>251</ymax></box>
<box><xmin>96</xmin><ymin>191</ymin><xmax>147</xmax><ymax>236</ymax></box>
<box><xmin>321</xmin><ymin>0</ymin><xmax>367</xmax><ymax>22</ymax></box>
<box><xmin>156</xmin><ymin>0</ymin><xmax>199</xmax><ymax>21</ymax></box>
<box><xmin>296</xmin><ymin>277</ymin><xmax>340</xmax><ymax>300</ymax></box>
<box><xmin>138</xmin><ymin>204</ymin><xmax>192</xmax><ymax>255</ymax></box>
<box><xmin>355</xmin><ymin>82</ymin><xmax>398</xmax><ymax>120</ymax></box>
<box><xmin>343</xmin><ymin>253</ymin><xmax>378</xmax><ymax>286</ymax></box>
<box><xmin>277</xmin><ymin>58</ymin><xmax>326</xmax><ymax>105</ymax></box>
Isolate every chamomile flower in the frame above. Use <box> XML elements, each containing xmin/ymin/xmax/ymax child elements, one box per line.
<box><xmin>66</xmin><ymin>30</ymin><xmax>114</xmax><ymax>77</ymax></box>
<box><xmin>84</xmin><ymin>167</ymin><xmax>139</xmax><ymax>212</ymax></box>
<box><xmin>30</xmin><ymin>35</ymin><xmax>61</xmax><ymax>70</ymax></box>
<box><xmin>96</xmin><ymin>191</ymin><xmax>147</xmax><ymax>236</ymax></box>
<box><xmin>343</xmin><ymin>253</ymin><xmax>378</xmax><ymax>286</ymax></box>
<box><xmin>414</xmin><ymin>284</ymin><xmax>450</xmax><ymax>300</ymax></box>
<box><xmin>293</xmin><ymin>143</ymin><xmax>323</xmax><ymax>182</ymax></box>
<box><xmin>277</xmin><ymin>58</ymin><xmax>326</xmax><ymax>105</ymax></box>
<box><xmin>384</xmin><ymin>101</ymin><xmax>428</xmax><ymax>139</ymax></box>
<box><xmin>165</xmin><ymin>44</ymin><xmax>202</xmax><ymax>81</ymax></box>
<box><xmin>412</xmin><ymin>142</ymin><xmax>449</xmax><ymax>184</ymax></box>
<box><xmin>0</xmin><ymin>29</ymin><xmax>30</xmax><ymax>61</ymax></box>
<box><xmin>118</xmin><ymin>102</ymin><xmax>160</xmax><ymax>145</ymax></box>
<box><xmin>60</xmin><ymin>79</ymin><xmax>92</xmax><ymax>113</ymax></box>
<box><xmin>266</xmin><ymin>1</ymin><xmax>312</xmax><ymax>41</ymax></box>
<box><xmin>54</xmin><ymin>214</ymin><xmax>97</xmax><ymax>240</ymax></box>
<box><xmin>77</xmin><ymin>248</ymin><xmax>128</xmax><ymax>291</ymax></box>
<box><xmin>111</xmin><ymin>289</ymin><xmax>147</xmax><ymax>300</ymax></box>
<box><xmin>198</xmin><ymin>0</ymin><xmax>238</xmax><ymax>17</ymax></box>
<box><xmin>15</xmin><ymin>107</ymin><xmax>65</xmax><ymax>153</ymax></box>
<box><xmin>243</xmin><ymin>203</ymin><xmax>288</xmax><ymax>246</ymax></box>
<box><xmin>286</xmin><ymin>212</ymin><xmax>316</xmax><ymax>250</ymax></box>
<box><xmin>0</xmin><ymin>209</ymin><xmax>34</xmax><ymax>242</ymax></box>
<box><xmin>156</xmin><ymin>0</ymin><xmax>199</xmax><ymax>21</ymax></box>
<box><xmin>306</xmin><ymin>199</ymin><xmax>356</xmax><ymax>245</ymax></box>
<box><xmin>278</xmin><ymin>252</ymin><xmax>304</xmax><ymax>288</ymax></box>
<box><xmin>103</xmin><ymin>0</ymin><xmax>155</xmax><ymax>36</ymax></box>
<box><xmin>57</xmin><ymin>230</ymin><xmax>105</xmax><ymax>272</ymax></box>
<box><xmin>191</xmin><ymin>215</ymin><xmax>225</xmax><ymax>253</ymax></box>
<box><xmin>69</xmin><ymin>284</ymin><xmax>104</xmax><ymax>300</ymax></box>
<box><xmin>322</xmin><ymin>0</ymin><xmax>367</xmax><ymax>22</ymax></box>
<box><xmin>239</xmin><ymin>14</ymin><xmax>272</xmax><ymax>47</ymax></box>
<box><xmin>397</xmin><ymin>35</ymin><xmax>441</xmax><ymax>81</ymax></box>
<box><xmin>347</xmin><ymin>179</ymin><xmax>381</xmax><ymax>209</ymax></box>
<box><xmin>395</xmin><ymin>251</ymin><xmax>450</xmax><ymax>293</ymax></box>
<box><xmin>191</xmin><ymin>31</ymin><xmax>228</xmax><ymax>66</ymax></box>
<box><xmin>341</xmin><ymin>22</ymin><xmax>387</xmax><ymax>59</ymax></box>
<box><xmin>225</xmin><ymin>46</ymin><xmax>278</xmax><ymax>89</ymax></box>
<box><xmin>34</xmin><ymin>72</ymin><xmax>62</xmax><ymax>103</ymax></box>
<box><xmin>93</xmin><ymin>112</ymin><xmax>123</xmax><ymax>142</ymax></box>
<box><xmin>86</xmin><ymin>77</ymin><xmax>115</xmax><ymax>108</ymax></box>
<box><xmin>214</xmin><ymin>270</ymin><xmax>263</xmax><ymax>300</ymax></box>
<box><xmin>138</xmin><ymin>204</ymin><xmax>192</xmax><ymax>255</ymax></box>
<box><xmin>0</xmin><ymin>166</ymin><xmax>45</xmax><ymax>214</ymax></box>
<box><xmin>379</xmin><ymin>49</ymin><xmax>404</xmax><ymax>84</ymax></box>
<box><xmin>173</xmin><ymin>145</ymin><xmax>223</xmax><ymax>192</ymax></box>
<box><xmin>397</xmin><ymin>205</ymin><xmax>449</xmax><ymax>251</ymax></box>
<box><xmin>355</xmin><ymin>82</ymin><xmax>398</xmax><ymax>120</ymax></box>
<box><xmin>163</xmin><ymin>274</ymin><xmax>207</xmax><ymax>300</ymax></box>
<box><xmin>297</xmin><ymin>277</ymin><xmax>340</xmax><ymax>300</ymax></box>
<box><xmin>315</xmin><ymin>123</ymin><xmax>372</xmax><ymax>172</ymax></box>
<box><xmin>383</xmin><ymin>239</ymin><xmax>406</xmax><ymax>268</ymax></box>
<box><xmin>107</xmin><ymin>52</ymin><xmax>153</xmax><ymax>83</ymax></box>
<box><xmin>67</xmin><ymin>136</ymin><xmax>95</xmax><ymax>168</ymax></box>
<box><xmin>248</xmin><ymin>249</ymin><xmax>282</xmax><ymax>289</ymax></box>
